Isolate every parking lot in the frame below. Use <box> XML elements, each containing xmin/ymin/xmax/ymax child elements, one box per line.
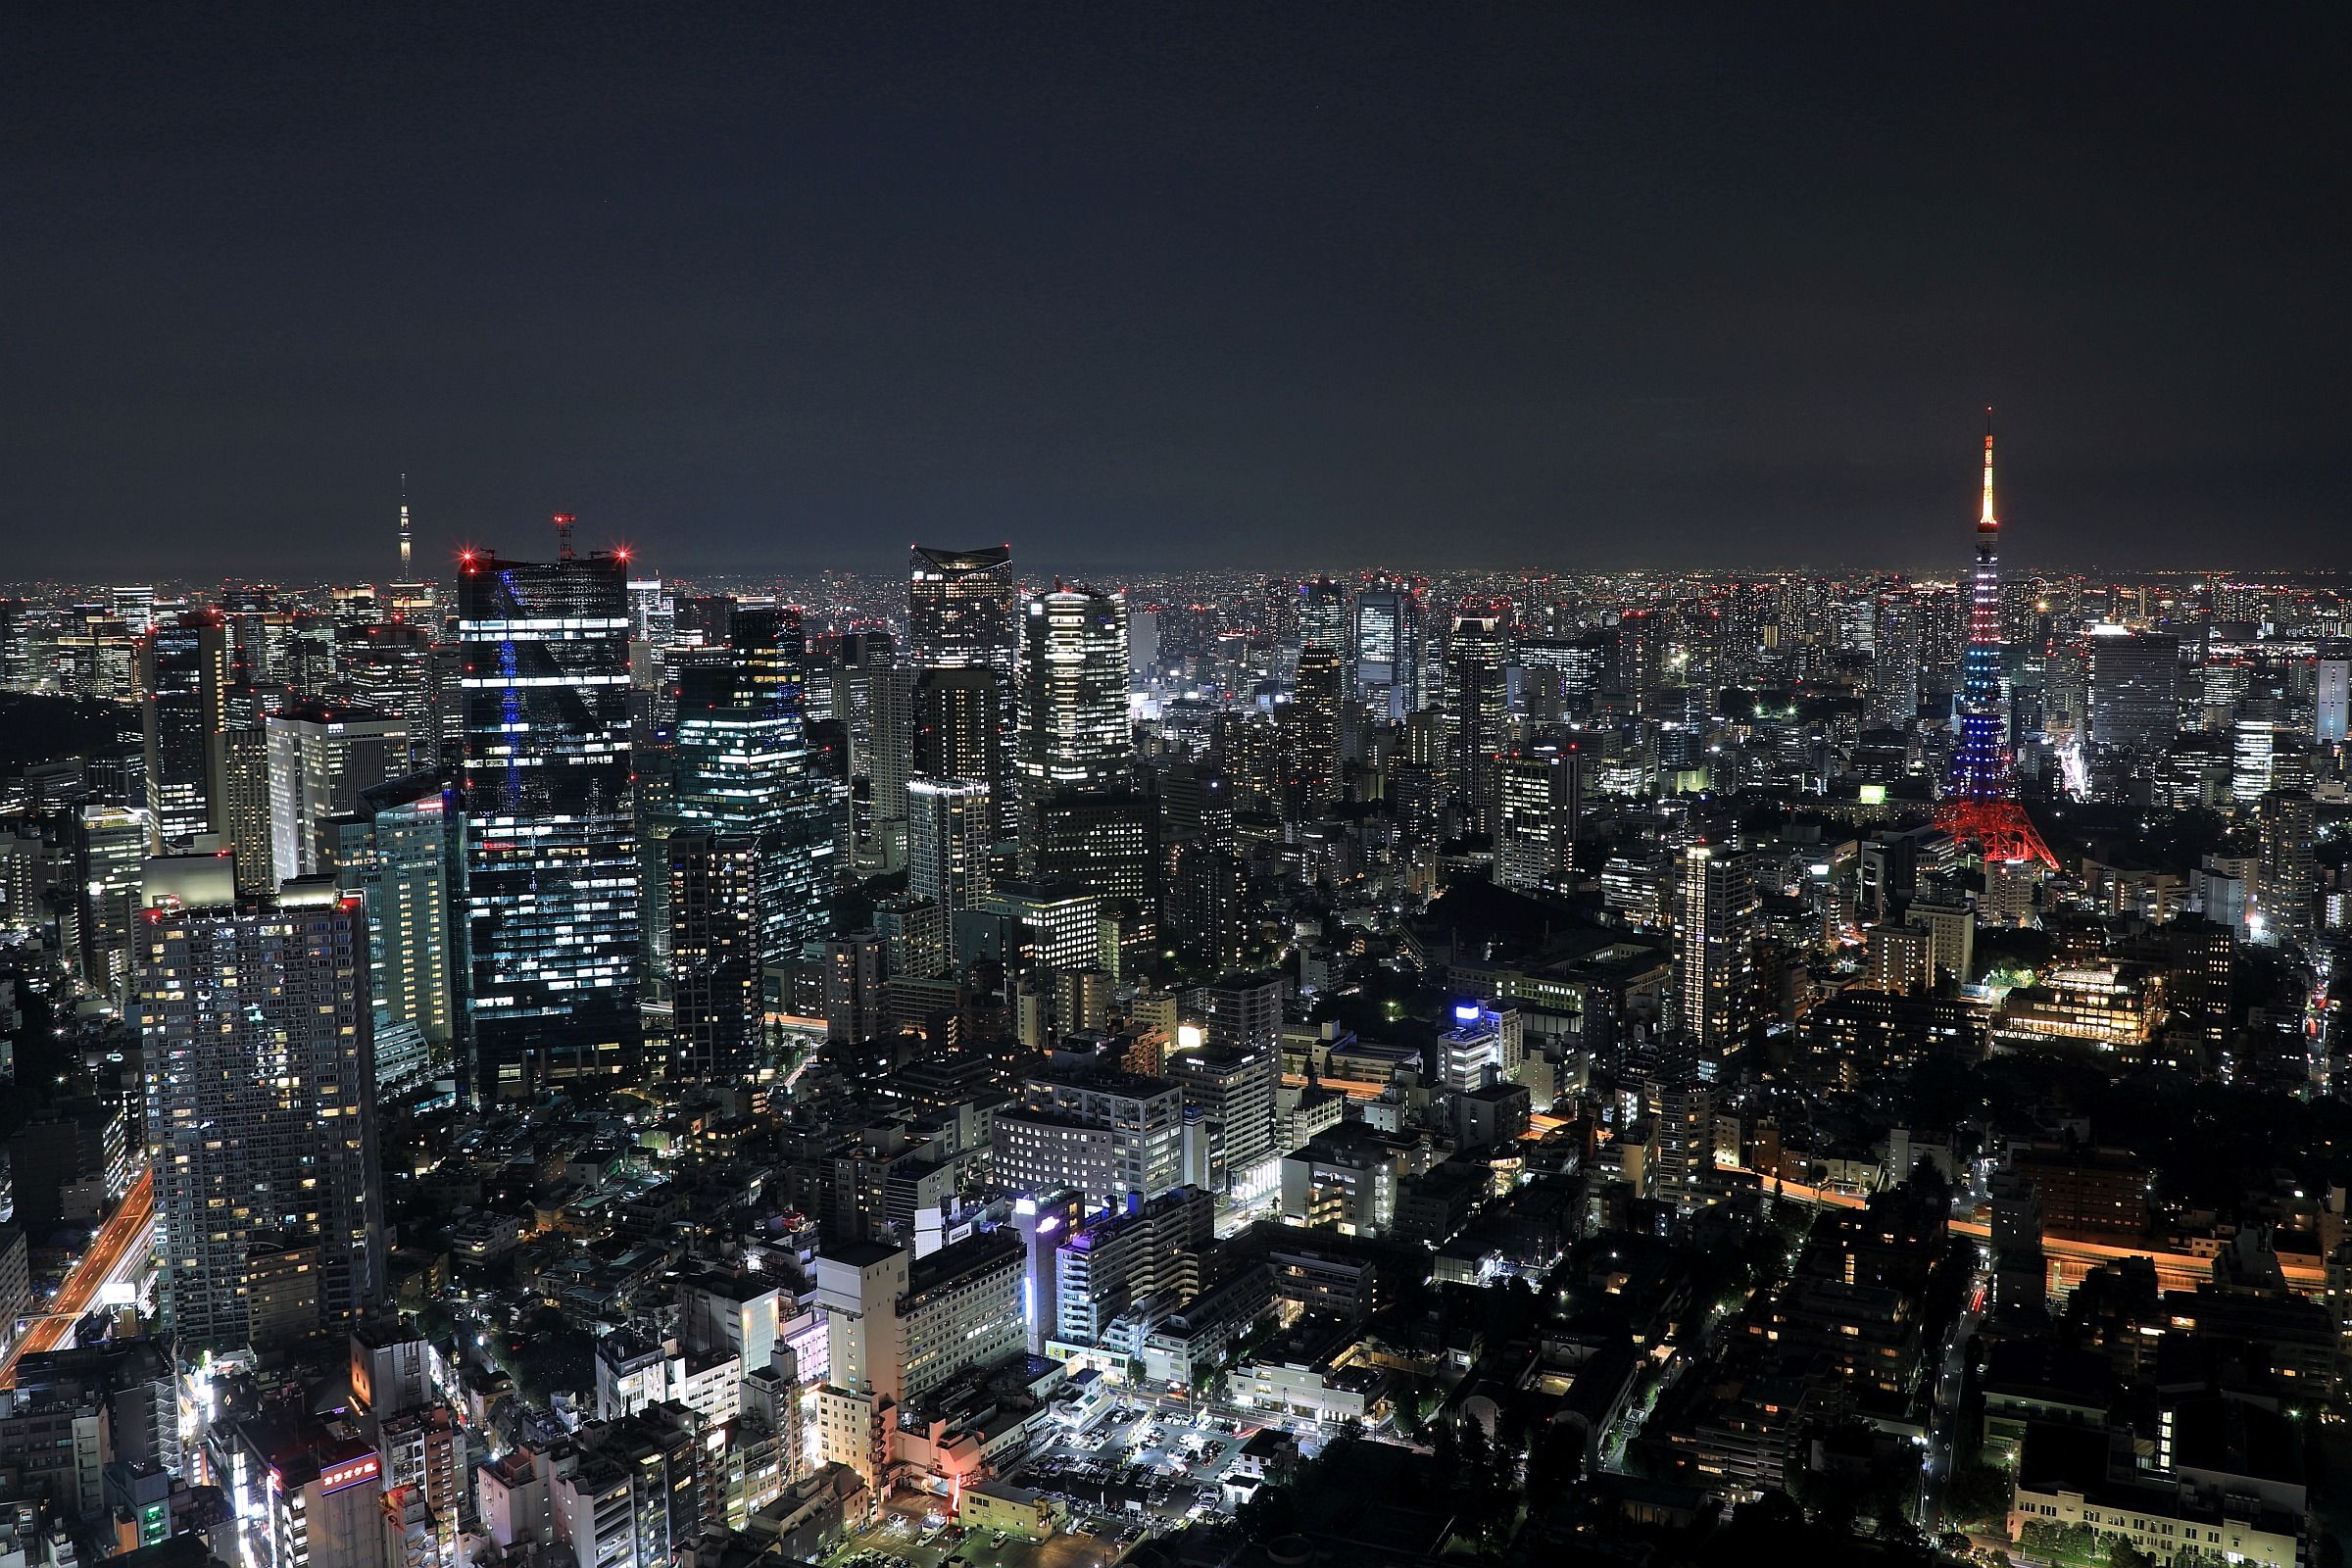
<box><xmin>1009</xmin><ymin>1401</ymin><xmax>1262</xmax><ymax>1530</ymax></box>
<box><xmin>821</xmin><ymin>1503</ymin><xmax>1116</xmax><ymax>1568</ymax></box>
<box><xmin>818</xmin><ymin>1403</ymin><xmax>1268</xmax><ymax>1568</ymax></box>
<box><xmin>822</xmin><ymin>1490</ymin><xmax>1151</xmax><ymax>1568</ymax></box>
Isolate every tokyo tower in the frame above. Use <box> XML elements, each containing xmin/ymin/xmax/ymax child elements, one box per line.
<box><xmin>1933</xmin><ymin>412</ymin><xmax>2058</xmax><ymax>870</ymax></box>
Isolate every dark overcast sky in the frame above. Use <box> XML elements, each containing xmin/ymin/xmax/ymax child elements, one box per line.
<box><xmin>4</xmin><ymin>5</ymin><xmax>2348</xmax><ymax>579</ymax></box>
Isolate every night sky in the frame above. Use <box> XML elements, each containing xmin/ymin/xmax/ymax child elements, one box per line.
<box><xmin>5</xmin><ymin>6</ymin><xmax>2348</xmax><ymax>579</ymax></box>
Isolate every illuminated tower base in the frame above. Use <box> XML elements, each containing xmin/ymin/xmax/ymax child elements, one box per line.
<box><xmin>1934</xmin><ymin>797</ymin><xmax>2056</xmax><ymax>871</ymax></box>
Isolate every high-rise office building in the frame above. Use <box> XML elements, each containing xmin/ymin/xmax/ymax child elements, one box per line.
<box><xmin>670</xmin><ymin>617</ymin><xmax>839</xmax><ymax>967</ymax></box>
<box><xmin>2318</xmin><ymin>658</ymin><xmax>2350</xmax><ymax>747</ymax></box>
<box><xmin>666</xmin><ymin>829</ymin><xmax>763</xmax><ymax>1080</ymax></box>
<box><xmin>139</xmin><ymin>610</ymin><xmax>230</xmax><ymax>849</ymax></box>
<box><xmin>1351</xmin><ymin>580</ymin><xmax>1422</xmax><ymax>723</ymax></box>
<box><xmin>1614</xmin><ymin>609</ymin><xmax>1668</xmax><ymax>715</ymax></box>
<box><xmin>1516</xmin><ymin>632</ymin><xmax>1612</xmax><ymax>724</ymax></box>
<box><xmin>2231</xmin><ymin>716</ymin><xmax>2278</xmax><ymax>808</ymax></box>
<box><xmin>332</xmin><ymin>775</ymin><xmax>457</xmax><ymax>1095</ymax></box>
<box><xmin>1025</xmin><ymin>788</ymin><xmax>1156</xmax><ymax>906</ymax></box>
<box><xmin>912</xmin><ymin>663</ymin><xmax>1010</xmax><ymax>839</ymax></box>
<box><xmin>1444</xmin><ymin>610</ymin><xmax>1509</xmax><ymax>835</ymax></box>
<box><xmin>77</xmin><ymin>804</ymin><xmax>152</xmax><ymax>1000</ymax></box>
<box><xmin>2256</xmin><ymin>791</ymin><xmax>2317</xmax><ymax>944</ymax></box>
<box><xmin>1870</xmin><ymin>590</ymin><xmax>1924</xmax><ymax>726</ymax></box>
<box><xmin>141</xmin><ymin>876</ymin><xmax>382</xmax><ymax>1353</ymax></box>
<box><xmin>864</xmin><ymin>663</ymin><xmax>916</xmax><ymax>854</ymax></box>
<box><xmin>829</xmin><ymin>631</ymin><xmax>906</xmax><ymax>860</ymax></box>
<box><xmin>1170</xmin><ymin>845</ymin><xmax>1250</xmax><ymax>973</ymax></box>
<box><xmin>1298</xmin><ymin>576</ymin><xmax>1349</xmax><ymax>659</ymax></box>
<box><xmin>1016</xmin><ymin>585</ymin><xmax>1131</xmax><ymax>813</ymax></box>
<box><xmin>995</xmin><ymin>1067</ymin><xmax>1189</xmax><ymax>1207</ymax></box>
<box><xmin>1283</xmin><ymin>645</ymin><xmax>1344</xmax><ymax>809</ymax></box>
<box><xmin>1167</xmin><ymin>1037</ymin><xmax>1280</xmax><ymax>1194</ymax></box>
<box><xmin>268</xmin><ymin>703</ymin><xmax>410</xmax><ymax>884</ymax></box>
<box><xmin>112</xmin><ymin>585</ymin><xmax>157</xmax><ymax>635</ymax></box>
<box><xmin>1493</xmin><ymin>744</ymin><xmax>1586</xmax><ymax>894</ymax></box>
<box><xmin>907</xmin><ymin>778</ymin><xmax>992</xmax><ymax>960</ymax></box>
<box><xmin>827</xmin><ymin>630</ymin><xmax>897</xmax><ymax>778</ymax></box>
<box><xmin>909</xmin><ymin>545</ymin><xmax>1017</xmax><ymax>816</ymax></box>
<box><xmin>2088</xmin><ymin>631</ymin><xmax>2182</xmax><ymax>753</ymax></box>
<box><xmin>458</xmin><ymin>547</ymin><xmax>641</xmax><ymax>1101</ymax></box>
<box><xmin>980</xmin><ymin>879</ymin><xmax>1103</xmax><ymax>976</ymax></box>
<box><xmin>822</xmin><ymin>930</ymin><xmax>886</xmax><ymax>1045</ymax></box>
<box><xmin>908</xmin><ymin>544</ymin><xmax>1017</xmax><ymax>672</ymax></box>
<box><xmin>1128</xmin><ymin>606</ymin><xmax>1160</xmax><ymax>687</ymax></box>
<box><xmin>220</xmin><ymin>724</ymin><xmax>275</xmax><ymax>895</ymax></box>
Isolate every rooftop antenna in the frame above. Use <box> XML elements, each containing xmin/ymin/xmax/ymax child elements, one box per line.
<box><xmin>555</xmin><ymin>513</ymin><xmax>576</xmax><ymax>562</ymax></box>
<box><xmin>1981</xmin><ymin>406</ymin><xmax>1997</xmax><ymax>529</ymax></box>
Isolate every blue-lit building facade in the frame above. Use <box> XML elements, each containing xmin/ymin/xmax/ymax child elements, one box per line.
<box><xmin>458</xmin><ymin>549</ymin><xmax>643</xmax><ymax>1102</ymax></box>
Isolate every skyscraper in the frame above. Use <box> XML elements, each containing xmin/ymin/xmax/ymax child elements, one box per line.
<box><xmin>1350</xmin><ymin>580</ymin><xmax>1422</xmax><ymax>723</ymax></box>
<box><xmin>267</xmin><ymin>702</ymin><xmax>410</xmax><ymax>884</ymax></box>
<box><xmin>2255</xmin><ymin>791</ymin><xmax>2317</xmax><ymax>944</ymax></box>
<box><xmin>1677</xmin><ymin>842</ymin><xmax>1758</xmax><ymax>1057</ymax></box>
<box><xmin>908</xmin><ymin>544</ymin><xmax>1017</xmax><ymax>817</ymax></box>
<box><xmin>1933</xmin><ymin>416</ymin><xmax>2058</xmax><ymax>869</ymax></box>
<box><xmin>1027</xmin><ymin>789</ymin><xmax>1156</xmax><ymax>905</ymax></box>
<box><xmin>1870</xmin><ymin>589</ymin><xmax>1924</xmax><ymax>727</ymax></box>
<box><xmin>911</xmin><ymin>663</ymin><xmax>1010</xmax><ymax>838</ymax></box>
<box><xmin>906</xmin><ymin>777</ymin><xmax>991</xmax><ymax>959</ymax></box>
<box><xmin>666</xmin><ymin>829</ymin><xmax>763</xmax><ymax>1080</ymax></box>
<box><xmin>458</xmin><ymin>546</ymin><xmax>642</xmax><ymax>1101</ymax></box>
<box><xmin>822</xmin><ymin>930</ymin><xmax>886</xmax><ymax>1045</ymax></box>
<box><xmin>1017</xmin><ymin>586</ymin><xmax>1131</xmax><ymax>805</ymax></box>
<box><xmin>77</xmin><ymin>803</ymin><xmax>152</xmax><ymax>1000</ymax></box>
<box><xmin>908</xmin><ymin>544</ymin><xmax>1017</xmax><ymax>671</ymax></box>
<box><xmin>220</xmin><ymin>724</ymin><xmax>274</xmax><ymax>894</ymax></box>
<box><xmin>838</xmin><ymin>640</ymin><xmax>913</xmax><ymax>858</ymax></box>
<box><xmin>1444</xmin><ymin>609</ymin><xmax>1508</xmax><ymax>836</ymax></box>
<box><xmin>139</xmin><ymin>610</ymin><xmax>229</xmax><ymax>849</ymax></box>
<box><xmin>333</xmin><ymin>774</ymin><xmax>458</xmax><ymax>1095</ymax></box>
<box><xmin>1283</xmin><ymin>645</ymin><xmax>1344</xmax><ymax>810</ymax></box>
<box><xmin>1298</xmin><ymin>576</ymin><xmax>1349</xmax><ymax>658</ymax></box>
<box><xmin>670</xmin><ymin>612</ymin><xmax>840</xmax><ymax>967</ymax></box>
<box><xmin>1493</xmin><ymin>744</ymin><xmax>1586</xmax><ymax>894</ymax></box>
<box><xmin>2087</xmin><ymin>631</ymin><xmax>2182</xmax><ymax>753</ymax></box>
<box><xmin>112</xmin><ymin>585</ymin><xmax>156</xmax><ymax>635</ymax></box>
<box><xmin>141</xmin><ymin>874</ymin><xmax>382</xmax><ymax>1353</ymax></box>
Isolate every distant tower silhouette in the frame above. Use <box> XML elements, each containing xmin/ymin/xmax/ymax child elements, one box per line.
<box><xmin>398</xmin><ymin>474</ymin><xmax>412</xmax><ymax>575</ymax></box>
<box><xmin>1934</xmin><ymin>412</ymin><xmax>2057</xmax><ymax>869</ymax></box>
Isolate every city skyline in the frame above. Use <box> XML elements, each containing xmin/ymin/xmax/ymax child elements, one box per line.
<box><xmin>5</xmin><ymin>12</ymin><xmax>2352</xmax><ymax>1568</ymax></box>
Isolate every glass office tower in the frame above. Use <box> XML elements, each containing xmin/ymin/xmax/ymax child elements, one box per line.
<box><xmin>458</xmin><ymin>549</ymin><xmax>641</xmax><ymax>1102</ymax></box>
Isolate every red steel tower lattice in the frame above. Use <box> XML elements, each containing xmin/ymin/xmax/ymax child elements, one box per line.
<box><xmin>1933</xmin><ymin>414</ymin><xmax>2058</xmax><ymax>870</ymax></box>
